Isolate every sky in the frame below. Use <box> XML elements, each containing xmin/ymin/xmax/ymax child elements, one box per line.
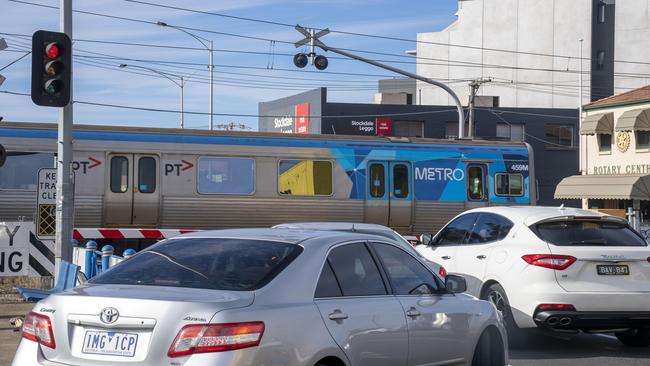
<box><xmin>0</xmin><ymin>0</ymin><xmax>458</xmax><ymax>130</ymax></box>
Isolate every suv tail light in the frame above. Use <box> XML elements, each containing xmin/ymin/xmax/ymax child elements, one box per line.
<box><xmin>522</xmin><ymin>254</ymin><xmax>576</xmax><ymax>270</ymax></box>
<box><xmin>22</xmin><ymin>312</ymin><xmax>56</xmax><ymax>349</ymax></box>
<box><xmin>168</xmin><ymin>322</ymin><xmax>264</xmax><ymax>358</ymax></box>
<box><xmin>647</xmin><ymin>256</ymin><xmax>650</xmax><ymax>264</ymax></box>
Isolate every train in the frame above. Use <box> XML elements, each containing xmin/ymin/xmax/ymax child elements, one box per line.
<box><xmin>0</xmin><ymin>122</ymin><xmax>536</xmax><ymax>234</ymax></box>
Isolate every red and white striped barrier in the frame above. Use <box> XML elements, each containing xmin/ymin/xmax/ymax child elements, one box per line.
<box><xmin>73</xmin><ymin>228</ymin><xmax>196</xmax><ymax>240</ymax></box>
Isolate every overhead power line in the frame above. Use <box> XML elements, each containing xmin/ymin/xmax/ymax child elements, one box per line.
<box><xmin>122</xmin><ymin>0</ymin><xmax>650</xmax><ymax>67</ymax></box>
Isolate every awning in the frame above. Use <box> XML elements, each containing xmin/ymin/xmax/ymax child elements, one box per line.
<box><xmin>615</xmin><ymin>108</ymin><xmax>650</xmax><ymax>131</ymax></box>
<box><xmin>580</xmin><ymin>112</ymin><xmax>614</xmax><ymax>135</ymax></box>
<box><xmin>555</xmin><ymin>174</ymin><xmax>650</xmax><ymax>200</ymax></box>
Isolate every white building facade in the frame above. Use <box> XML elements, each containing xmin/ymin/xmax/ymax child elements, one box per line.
<box><xmin>416</xmin><ymin>0</ymin><xmax>650</xmax><ymax>109</ymax></box>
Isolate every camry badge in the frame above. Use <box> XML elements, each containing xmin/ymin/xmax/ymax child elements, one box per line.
<box><xmin>100</xmin><ymin>307</ymin><xmax>119</xmax><ymax>324</ymax></box>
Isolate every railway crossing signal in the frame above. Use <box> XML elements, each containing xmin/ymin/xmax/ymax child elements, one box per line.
<box><xmin>293</xmin><ymin>26</ymin><xmax>330</xmax><ymax>70</ymax></box>
<box><xmin>31</xmin><ymin>30</ymin><xmax>72</xmax><ymax>107</ymax></box>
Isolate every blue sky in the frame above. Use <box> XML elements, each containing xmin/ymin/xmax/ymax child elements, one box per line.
<box><xmin>0</xmin><ymin>0</ymin><xmax>458</xmax><ymax>129</ymax></box>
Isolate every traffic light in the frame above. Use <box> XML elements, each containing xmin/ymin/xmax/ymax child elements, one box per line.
<box><xmin>31</xmin><ymin>30</ymin><xmax>71</xmax><ymax>107</ymax></box>
<box><xmin>0</xmin><ymin>144</ymin><xmax>6</xmax><ymax>168</ymax></box>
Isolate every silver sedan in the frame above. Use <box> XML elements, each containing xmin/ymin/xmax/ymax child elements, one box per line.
<box><xmin>13</xmin><ymin>228</ymin><xmax>507</xmax><ymax>366</ymax></box>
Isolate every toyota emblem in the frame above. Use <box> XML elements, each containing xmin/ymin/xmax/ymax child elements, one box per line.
<box><xmin>100</xmin><ymin>307</ymin><xmax>119</xmax><ymax>324</ymax></box>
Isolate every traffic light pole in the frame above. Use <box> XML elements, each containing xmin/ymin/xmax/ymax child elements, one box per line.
<box><xmin>55</xmin><ymin>0</ymin><xmax>74</xmax><ymax>280</ymax></box>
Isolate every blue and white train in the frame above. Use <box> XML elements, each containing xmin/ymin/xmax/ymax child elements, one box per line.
<box><xmin>0</xmin><ymin>122</ymin><xmax>535</xmax><ymax>234</ymax></box>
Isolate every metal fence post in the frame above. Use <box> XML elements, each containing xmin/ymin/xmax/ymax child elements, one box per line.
<box><xmin>101</xmin><ymin>245</ymin><xmax>114</xmax><ymax>272</ymax></box>
<box><xmin>123</xmin><ymin>248</ymin><xmax>136</xmax><ymax>259</ymax></box>
<box><xmin>84</xmin><ymin>241</ymin><xmax>97</xmax><ymax>279</ymax></box>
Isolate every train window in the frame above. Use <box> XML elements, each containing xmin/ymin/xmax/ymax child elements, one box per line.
<box><xmin>467</xmin><ymin>166</ymin><xmax>484</xmax><ymax>200</ymax></box>
<box><xmin>369</xmin><ymin>163</ymin><xmax>385</xmax><ymax>198</ymax></box>
<box><xmin>495</xmin><ymin>173</ymin><xmax>524</xmax><ymax>196</ymax></box>
<box><xmin>138</xmin><ymin>157</ymin><xmax>156</xmax><ymax>194</ymax></box>
<box><xmin>392</xmin><ymin>164</ymin><xmax>409</xmax><ymax>198</ymax></box>
<box><xmin>278</xmin><ymin>160</ymin><xmax>332</xmax><ymax>196</ymax></box>
<box><xmin>110</xmin><ymin>157</ymin><xmax>129</xmax><ymax>193</ymax></box>
<box><xmin>0</xmin><ymin>152</ymin><xmax>54</xmax><ymax>190</ymax></box>
<box><xmin>198</xmin><ymin>157</ymin><xmax>255</xmax><ymax>195</ymax></box>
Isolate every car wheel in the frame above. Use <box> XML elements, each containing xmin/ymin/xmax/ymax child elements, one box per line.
<box><xmin>615</xmin><ymin>328</ymin><xmax>650</xmax><ymax>347</ymax></box>
<box><xmin>471</xmin><ymin>328</ymin><xmax>505</xmax><ymax>366</ymax></box>
<box><xmin>484</xmin><ymin>283</ymin><xmax>522</xmax><ymax>346</ymax></box>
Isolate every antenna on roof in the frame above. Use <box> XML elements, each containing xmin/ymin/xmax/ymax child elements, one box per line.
<box><xmin>559</xmin><ymin>204</ymin><xmax>565</xmax><ymax>209</ymax></box>
<box><xmin>351</xmin><ymin>223</ymin><xmax>356</xmax><ymax>232</ymax></box>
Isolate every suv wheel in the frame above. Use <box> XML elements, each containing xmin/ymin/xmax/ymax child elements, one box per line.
<box><xmin>615</xmin><ymin>328</ymin><xmax>650</xmax><ymax>347</ymax></box>
<box><xmin>484</xmin><ymin>283</ymin><xmax>522</xmax><ymax>346</ymax></box>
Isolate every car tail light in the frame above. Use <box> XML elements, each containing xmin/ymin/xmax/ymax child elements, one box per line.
<box><xmin>522</xmin><ymin>254</ymin><xmax>576</xmax><ymax>270</ymax></box>
<box><xmin>168</xmin><ymin>322</ymin><xmax>264</xmax><ymax>358</ymax></box>
<box><xmin>22</xmin><ymin>312</ymin><xmax>56</xmax><ymax>349</ymax></box>
<box><xmin>536</xmin><ymin>304</ymin><xmax>576</xmax><ymax>312</ymax></box>
<box><xmin>647</xmin><ymin>256</ymin><xmax>650</xmax><ymax>264</ymax></box>
<box><xmin>439</xmin><ymin>266</ymin><xmax>447</xmax><ymax>277</ymax></box>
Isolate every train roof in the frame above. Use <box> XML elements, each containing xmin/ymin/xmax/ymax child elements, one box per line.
<box><xmin>0</xmin><ymin>121</ymin><xmax>527</xmax><ymax>148</ymax></box>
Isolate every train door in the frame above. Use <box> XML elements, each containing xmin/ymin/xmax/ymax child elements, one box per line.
<box><xmin>104</xmin><ymin>154</ymin><xmax>160</xmax><ymax>226</ymax></box>
<box><xmin>466</xmin><ymin>163</ymin><xmax>488</xmax><ymax>208</ymax></box>
<box><xmin>365</xmin><ymin>161</ymin><xmax>413</xmax><ymax>228</ymax></box>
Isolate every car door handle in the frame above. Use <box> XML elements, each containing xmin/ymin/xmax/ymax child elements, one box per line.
<box><xmin>406</xmin><ymin>307</ymin><xmax>421</xmax><ymax>318</ymax></box>
<box><xmin>476</xmin><ymin>255</ymin><xmax>487</xmax><ymax>260</ymax></box>
<box><xmin>441</xmin><ymin>256</ymin><xmax>451</xmax><ymax>260</ymax></box>
<box><xmin>328</xmin><ymin>310</ymin><xmax>349</xmax><ymax>321</ymax></box>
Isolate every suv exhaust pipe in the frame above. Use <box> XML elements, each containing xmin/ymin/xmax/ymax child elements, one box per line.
<box><xmin>559</xmin><ymin>317</ymin><xmax>572</xmax><ymax>326</ymax></box>
<box><xmin>546</xmin><ymin>317</ymin><xmax>559</xmax><ymax>326</ymax></box>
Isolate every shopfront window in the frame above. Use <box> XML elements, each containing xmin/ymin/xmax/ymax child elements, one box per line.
<box><xmin>636</xmin><ymin>131</ymin><xmax>650</xmax><ymax>150</ymax></box>
<box><xmin>599</xmin><ymin>134</ymin><xmax>612</xmax><ymax>153</ymax></box>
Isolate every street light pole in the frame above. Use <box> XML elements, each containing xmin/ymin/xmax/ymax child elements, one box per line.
<box><xmin>119</xmin><ymin>64</ymin><xmax>184</xmax><ymax>128</ymax></box>
<box><xmin>156</xmin><ymin>21</ymin><xmax>214</xmax><ymax>129</ymax></box>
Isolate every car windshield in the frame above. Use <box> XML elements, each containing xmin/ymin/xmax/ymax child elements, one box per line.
<box><xmin>532</xmin><ymin>220</ymin><xmax>648</xmax><ymax>247</ymax></box>
<box><xmin>90</xmin><ymin>238</ymin><xmax>302</xmax><ymax>290</ymax></box>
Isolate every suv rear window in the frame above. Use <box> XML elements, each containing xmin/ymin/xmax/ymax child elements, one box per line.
<box><xmin>90</xmin><ymin>238</ymin><xmax>302</xmax><ymax>290</ymax></box>
<box><xmin>532</xmin><ymin>220</ymin><xmax>648</xmax><ymax>247</ymax></box>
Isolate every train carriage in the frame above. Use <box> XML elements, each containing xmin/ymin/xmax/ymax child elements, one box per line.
<box><xmin>0</xmin><ymin>122</ymin><xmax>535</xmax><ymax>234</ymax></box>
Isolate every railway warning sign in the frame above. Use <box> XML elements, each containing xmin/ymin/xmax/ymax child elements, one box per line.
<box><xmin>37</xmin><ymin>168</ymin><xmax>57</xmax><ymax>239</ymax></box>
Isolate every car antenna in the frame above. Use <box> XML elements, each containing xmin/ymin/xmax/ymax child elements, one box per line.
<box><xmin>352</xmin><ymin>223</ymin><xmax>357</xmax><ymax>232</ymax></box>
<box><xmin>559</xmin><ymin>204</ymin><xmax>565</xmax><ymax>209</ymax></box>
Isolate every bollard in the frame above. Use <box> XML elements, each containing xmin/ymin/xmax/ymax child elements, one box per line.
<box><xmin>85</xmin><ymin>241</ymin><xmax>98</xmax><ymax>279</ymax></box>
<box><xmin>101</xmin><ymin>245</ymin><xmax>114</xmax><ymax>273</ymax></box>
<box><xmin>123</xmin><ymin>248</ymin><xmax>136</xmax><ymax>259</ymax></box>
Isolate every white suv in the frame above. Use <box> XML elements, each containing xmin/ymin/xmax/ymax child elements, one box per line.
<box><xmin>417</xmin><ymin>206</ymin><xmax>650</xmax><ymax>347</ymax></box>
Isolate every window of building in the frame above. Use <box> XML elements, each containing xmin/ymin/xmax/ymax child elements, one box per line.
<box><xmin>598</xmin><ymin>133</ymin><xmax>612</xmax><ymax>153</ymax></box>
<box><xmin>406</xmin><ymin>94</ymin><xmax>413</xmax><ymax>105</ymax></box>
<box><xmin>496</xmin><ymin>123</ymin><xmax>525</xmax><ymax>142</ymax></box>
<box><xmin>597</xmin><ymin>1</ymin><xmax>606</xmax><ymax>23</ymax></box>
<box><xmin>495</xmin><ymin>173</ymin><xmax>524</xmax><ymax>196</ymax></box>
<box><xmin>636</xmin><ymin>131</ymin><xmax>650</xmax><ymax>150</ymax></box>
<box><xmin>198</xmin><ymin>157</ymin><xmax>255</xmax><ymax>195</ymax></box>
<box><xmin>278</xmin><ymin>159</ymin><xmax>332</xmax><ymax>196</ymax></box>
<box><xmin>597</xmin><ymin>50</ymin><xmax>606</xmax><ymax>70</ymax></box>
<box><xmin>110</xmin><ymin>157</ymin><xmax>129</xmax><ymax>193</ymax></box>
<box><xmin>326</xmin><ymin>243</ymin><xmax>387</xmax><ymax>296</ymax></box>
<box><xmin>445</xmin><ymin>122</ymin><xmax>458</xmax><ymax>138</ymax></box>
<box><xmin>394</xmin><ymin>121</ymin><xmax>424</xmax><ymax>138</ymax></box>
<box><xmin>0</xmin><ymin>152</ymin><xmax>54</xmax><ymax>190</ymax></box>
<box><xmin>138</xmin><ymin>157</ymin><xmax>156</xmax><ymax>194</ymax></box>
<box><xmin>545</xmin><ymin>125</ymin><xmax>574</xmax><ymax>149</ymax></box>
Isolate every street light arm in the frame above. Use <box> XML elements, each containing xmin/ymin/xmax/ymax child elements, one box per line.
<box><xmin>159</xmin><ymin>23</ymin><xmax>211</xmax><ymax>50</ymax></box>
<box><xmin>316</xmin><ymin>41</ymin><xmax>466</xmax><ymax>137</ymax></box>
<box><xmin>120</xmin><ymin>64</ymin><xmax>182</xmax><ymax>87</ymax></box>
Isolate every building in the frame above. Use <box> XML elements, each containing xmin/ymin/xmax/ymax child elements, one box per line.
<box><xmin>374</xmin><ymin>78</ymin><xmax>416</xmax><ymax>105</ymax></box>
<box><xmin>555</xmin><ymin>85</ymin><xmax>650</xmax><ymax>227</ymax></box>
<box><xmin>416</xmin><ymin>0</ymin><xmax>650</xmax><ymax>109</ymax></box>
<box><xmin>258</xmin><ymin>87</ymin><xmax>579</xmax><ymax>206</ymax></box>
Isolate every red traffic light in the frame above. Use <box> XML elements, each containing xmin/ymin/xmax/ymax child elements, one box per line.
<box><xmin>45</xmin><ymin>42</ymin><xmax>60</xmax><ymax>59</ymax></box>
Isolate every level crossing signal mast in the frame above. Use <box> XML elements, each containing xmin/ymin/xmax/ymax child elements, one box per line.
<box><xmin>31</xmin><ymin>30</ymin><xmax>72</xmax><ymax>107</ymax></box>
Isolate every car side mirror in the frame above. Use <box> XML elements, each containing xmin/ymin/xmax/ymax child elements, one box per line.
<box><xmin>420</xmin><ymin>233</ymin><xmax>434</xmax><ymax>246</ymax></box>
<box><xmin>445</xmin><ymin>275</ymin><xmax>467</xmax><ymax>294</ymax></box>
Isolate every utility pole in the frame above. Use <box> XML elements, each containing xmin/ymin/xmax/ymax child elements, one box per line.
<box><xmin>209</xmin><ymin>40</ymin><xmax>214</xmax><ymax>131</ymax></box>
<box><xmin>468</xmin><ymin>78</ymin><xmax>492</xmax><ymax>139</ymax></box>
<box><xmin>55</xmin><ymin>0</ymin><xmax>74</xmax><ymax>280</ymax></box>
<box><xmin>578</xmin><ymin>38</ymin><xmax>584</xmax><ymax>116</ymax></box>
<box><xmin>294</xmin><ymin>25</ymin><xmax>466</xmax><ymax>138</ymax></box>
